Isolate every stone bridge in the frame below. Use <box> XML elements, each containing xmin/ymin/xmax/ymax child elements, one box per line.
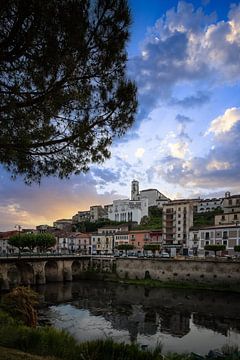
<box><xmin>0</xmin><ymin>255</ymin><xmax>115</xmax><ymax>290</ymax></box>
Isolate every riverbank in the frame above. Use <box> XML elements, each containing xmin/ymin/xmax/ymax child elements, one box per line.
<box><xmin>77</xmin><ymin>270</ymin><xmax>240</xmax><ymax>293</ymax></box>
<box><xmin>118</xmin><ymin>278</ymin><xmax>240</xmax><ymax>293</ymax></box>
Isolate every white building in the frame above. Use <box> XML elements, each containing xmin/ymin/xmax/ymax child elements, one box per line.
<box><xmin>108</xmin><ymin>198</ymin><xmax>148</xmax><ymax>224</ymax></box>
<box><xmin>196</xmin><ymin>198</ymin><xmax>223</xmax><ymax>213</ymax></box>
<box><xmin>131</xmin><ymin>180</ymin><xmax>169</xmax><ymax>208</ymax></box>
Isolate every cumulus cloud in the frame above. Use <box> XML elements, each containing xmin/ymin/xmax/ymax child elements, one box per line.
<box><xmin>206</xmin><ymin>107</ymin><xmax>240</xmax><ymax>135</ymax></box>
<box><xmin>169</xmin><ymin>141</ymin><xmax>189</xmax><ymax>159</ymax></box>
<box><xmin>152</xmin><ymin>120</ymin><xmax>240</xmax><ymax>190</ymax></box>
<box><xmin>129</xmin><ymin>2</ymin><xmax>240</xmax><ymax>126</ymax></box>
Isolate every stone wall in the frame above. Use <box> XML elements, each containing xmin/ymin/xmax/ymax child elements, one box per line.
<box><xmin>116</xmin><ymin>258</ymin><xmax>240</xmax><ymax>285</ymax></box>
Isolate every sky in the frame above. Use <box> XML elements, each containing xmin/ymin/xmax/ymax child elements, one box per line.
<box><xmin>1</xmin><ymin>0</ymin><xmax>240</xmax><ymax>230</ymax></box>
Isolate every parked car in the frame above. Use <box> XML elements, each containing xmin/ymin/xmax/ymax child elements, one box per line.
<box><xmin>161</xmin><ymin>252</ymin><xmax>170</xmax><ymax>258</ymax></box>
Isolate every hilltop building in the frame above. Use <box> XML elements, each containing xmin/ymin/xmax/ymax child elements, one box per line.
<box><xmin>108</xmin><ymin>198</ymin><xmax>148</xmax><ymax>224</ymax></box>
<box><xmin>222</xmin><ymin>192</ymin><xmax>240</xmax><ymax>213</ymax></box>
<box><xmin>131</xmin><ymin>180</ymin><xmax>169</xmax><ymax>208</ymax></box>
<box><xmin>53</xmin><ymin>219</ymin><xmax>72</xmax><ymax>231</ymax></box>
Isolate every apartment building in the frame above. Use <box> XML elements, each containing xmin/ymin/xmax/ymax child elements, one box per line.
<box><xmin>90</xmin><ymin>205</ymin><xmax>108</xmax><ymax>222</ymax></box>
<box><xmin>196</xmin><ymin>224</ymin><xmax>240</xmax><ymax>256</ymax></box>
<box><xmin>222</xmin><ymin>192</ymin><xmax>240</xmax><ymax>213</ymax></box>
<box><xmin>128</xmin><ymin>230</ymin><xmax>151</xmax><ymax>252</ymax></box>
<box><xmin>162</xmin><ymin>200</ymin><xmax>194</xmax><ymax>250</ymax></box>
<box><xmin>196</xmin><ymin>198</ymin><xmax>223</xmax><ymax>213</ymax></box>
<box><xmin>53</xmin><ymin>219</ymin><xmax>72</xmax><ymax>231</ymax></box>
<box><xmin>72</xmin><ymin>210</ymin><xmax>90</xmax><ymax>223</ymax></box>
<box><xmin>215</xmin><ymin>212</ymin><xmax>240</xmax><ymax>226</ymax></box>
<box><xmin>91</xmin><ymin>232</ymin><xmax>114</xmax><ymax>255</ymax></box>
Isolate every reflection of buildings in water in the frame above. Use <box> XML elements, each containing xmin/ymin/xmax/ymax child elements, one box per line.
<box><xmin>193</xmin><ymin>313</ymin><xmax>240</xmax><ymax>336</ymax></box>
<box><xmin>104</xmin><ymin>305</ymin><xmax>158</xmax><ymax>342</ymax></box>
<box><xmin>159</xmin><ymin>309</ymin><xmax>191</xmax><ymax>338</ymax></box>
<box><xmin>38</xmin><ymin>281</ymin><xmax>240</xmax><ymax>339</ymax></box>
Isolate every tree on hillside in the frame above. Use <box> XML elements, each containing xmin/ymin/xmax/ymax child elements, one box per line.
<box><xmin>204</xmin><ymin>244</ymin><xmax>226</xmax><ymax>257</ymax></box>
<box><xmin>0</xmin><ymin>0</ymin><xmax>137</xmax><ymax>183</ymax></box>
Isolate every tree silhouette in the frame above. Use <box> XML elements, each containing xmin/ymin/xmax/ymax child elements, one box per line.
<box><xmin>0</xmin><ymin>0</ymin><xmax>137</xmax><ymax>183</ymax></box>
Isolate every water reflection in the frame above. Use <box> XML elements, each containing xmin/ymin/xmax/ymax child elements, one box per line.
<box><xmin>36</xmin><ymin>281</ymin><xmax>240</xmax><ymax>354</ymax></box>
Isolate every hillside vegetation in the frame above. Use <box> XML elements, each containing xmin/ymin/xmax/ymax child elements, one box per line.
<box><xmin>135</xmin><ymin>207</ymin><xmax>162</xmax><ymax>230</ymax></box>
<box><xmin>193</xmin><ymin>209</ymin><xmax>223</xmax><ymax>228</ymax></box>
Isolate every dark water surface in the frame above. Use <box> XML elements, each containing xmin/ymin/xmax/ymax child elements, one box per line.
<box><xmin>36</xmin><ymin>281</ymin><xmax>240</xmax><ymax>355</ymax></box>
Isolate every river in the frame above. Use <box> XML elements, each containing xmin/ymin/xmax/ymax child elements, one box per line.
<box><xmin>36</xmin><ymin>281</ymin><xmax>240</xmax><ymax>355</ymax></box>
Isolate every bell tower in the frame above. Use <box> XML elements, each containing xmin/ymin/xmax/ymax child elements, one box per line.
<box><xmin>131</xmin><ymin>180</ymin><xmax>139</xmax><ymax>200</ymax></box>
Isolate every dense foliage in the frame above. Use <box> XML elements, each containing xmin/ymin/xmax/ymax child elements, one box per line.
<box><xmin>116</xmin><ymin>244</ymin><xmax>134</xmax><ymax>251</ymax></box>
<box><xmin>204</xmin><ymin>244</ymin><xmax>226</xmax><ymax>256</ymax></box>
<box><xmin>234</xmin><ymin>245</ymin><xmax>240</xmax><ymax>252</ymax></box>
<box><xmin>0</xmin><ymin>0</ymin><xmax>137</xmax><ymax>183</ymax></box>
<box><xmin>8</xmin><ymin>233</ymin><xmax>56</xmax><ymax>253</ymax></box>
<box><xmin>193</xmin><ymin>209</ymin><xmax>223</xmax><ymax>228</ymax></box>
<box><xmin>73</xmin><ymin>219</ymin><xmax>124</xmax><ymax>233</ymax></box>
<box><xmin>136</xmin><ymin>207</ymin><xmax>162</xmax><ymax>230</ymax></box>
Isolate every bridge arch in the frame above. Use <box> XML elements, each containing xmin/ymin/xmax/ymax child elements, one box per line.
<box><xmin>7</xmin><ymin>263</ymin><xmax>34</xmax><ymax>286</ymax></box>
<box><xmin>7</xmin><ymin>265</ymin><xmax>21</xmax><ymax>286</ymax></box>
<box><xmin>45</xmin><ymin>260</ymin><xmax>61</xmax><ymax>282</ymax></box>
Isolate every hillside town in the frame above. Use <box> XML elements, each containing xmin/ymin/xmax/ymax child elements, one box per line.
<box><xmin>1</xmin><ymin>180</ymin><xmax>240</xmax><ymax>258</ymax></box>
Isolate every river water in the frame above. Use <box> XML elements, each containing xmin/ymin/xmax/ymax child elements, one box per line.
<box><xmin>36</xmin><ymin>281</ymin><xmax>240</xmax><ymax>355</ymax></box>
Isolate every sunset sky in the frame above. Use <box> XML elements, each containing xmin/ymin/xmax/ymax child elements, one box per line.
<box><xmin>1</xmin><ymin>0</ymin><xmax>240</xmax><ymax>230</ymax></box>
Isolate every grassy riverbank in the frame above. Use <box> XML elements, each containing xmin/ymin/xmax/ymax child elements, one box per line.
<box><xmin>0</xmin><ymin>346</ymin><xmax>58</xmax><ymax>360</ymax></box>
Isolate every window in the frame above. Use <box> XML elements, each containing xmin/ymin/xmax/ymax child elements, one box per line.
<box><xmin>223</xmin><ymin>240</ymin><xmax>227</xmax><ymax>246</ymax></box>
<box><xmin>229</xmin><ymin>199</ymin><xmax>232</xmax><ymax>205</ymax></box>
<box><xmin>178</xmin><ymin>207</ymin><xmax>181</xmax><ymax>211</ymax></box>
<box><xmin>221</xmin><ymin>215</ymin><xmax>225</xmax><ymax>221</ymax></box>
<box><xmin>223</xmin><ymin>231</ymin><xmax>228</xmax><ymax>239</ymax></box>
<box><xmin>178</xmin><ymin>234</ymin><xmax>181</xmax><ymax>237</ymax></box>
<box><xmin>234</xmin><ymin>214</ymin><xmax>238</xmax><ymax>220</ymax></box>
<box><xmin>178</xmin><ymin>214</ymin><xmax>181</xmax><ymax>218</ymax></box>
<box><xmin>178</xmin><ymin>227</ymin><xmax>181</xmax><ymax>231</ymax></box>
<box><xmin>205</xmin><ymin>241</ymin><xmax>209</xmax><ymax>245</ymax></box>
<box><xmin>205</xmin><ymin>232</ymin><xmax>210</xmax><ymax>240</ymax></box>
<box><xmin>178</xmin><ymin>220</ymin><xmax>181</xmax><ymax>224</ymax></box>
